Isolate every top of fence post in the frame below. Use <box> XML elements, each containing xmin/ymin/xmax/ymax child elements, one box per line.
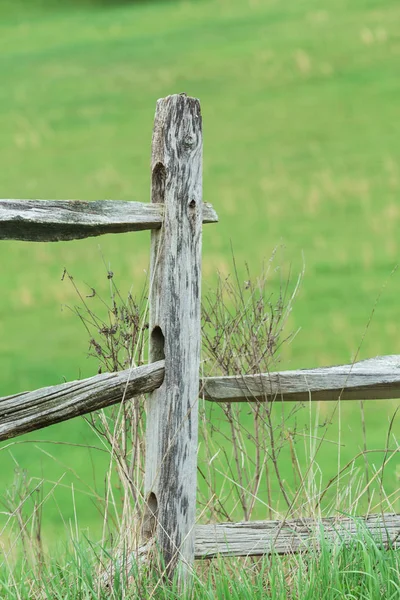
<box><xmin>143</xmin><ymin>94</ymin><xmax>203</xmax><ymax>583</ymax></box>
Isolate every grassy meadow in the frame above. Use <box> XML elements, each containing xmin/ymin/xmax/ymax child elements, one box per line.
<box><xmin>0</xmin><ymin>0</ymin><xmax>399</xmax><ymax>548</ymax></box>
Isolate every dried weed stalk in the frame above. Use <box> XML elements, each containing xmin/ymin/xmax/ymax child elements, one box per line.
<box><xmin>199</xmin><ymin>251</ymin><xmax>304</xmax><ymax>521</ymax></box>
<box><xmin>62</xmin><ymin>267</ymin><xmax>150</xmax><ymax>555</ymax></box>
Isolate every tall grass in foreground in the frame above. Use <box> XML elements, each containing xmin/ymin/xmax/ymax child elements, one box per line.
<box><xmin>1</xmin><ymin>253</ymin><xmax>399</xmax><ymax>596</ymax></box>
<box><xmin>0</xmin><ymin>524</ymin><xmax>399</xmax><ymax>599</ymax></box>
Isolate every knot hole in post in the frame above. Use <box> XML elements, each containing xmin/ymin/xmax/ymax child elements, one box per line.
<box><xmin>142</xmin><ymin>492</ymin><xmax>158</xmax><ymax>540</ymax></box>
<box><xmin>188</xmin><ymin>199</ymin><xmax>198</xmax><ymax>229</ymax></box>
<box><xmin>150</xmin><ymin>325</ymin><xmax>165</xmax><ymax>362</ymax></box>
<box><xmin>152</xmin><ymin>162</ymin><xmax>166</xmax><ymax>204</ymax></box>
<box><xmin>182</xmin><ymin>133</ymin><xmax>196</xmax><ymax>150</ymax></box>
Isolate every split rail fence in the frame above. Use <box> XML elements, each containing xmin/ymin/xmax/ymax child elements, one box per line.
<box><xmin>0</xmin><ymin>94</ymin><xmax>399</xmax><ymax>582</ymax></box>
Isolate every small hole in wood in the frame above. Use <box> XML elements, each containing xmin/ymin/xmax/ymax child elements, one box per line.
<box><xmin>150</xmin><ymin>325</ymin><xmax>165</xmax><ymax>362</ymax></box>
<box><xmin>152</xmin><ymin>162</ymin><xmax>166</xmax><ymax>204</ymax></box>
<box><xmin>142</xmin><ymin>492</ymin><xmax>158</xmax><ymax>540</ymax></box>
<box><xmin>188</xmin><ymin>199</ymin><xmax>196</xmax><ymax>210</ymax></box>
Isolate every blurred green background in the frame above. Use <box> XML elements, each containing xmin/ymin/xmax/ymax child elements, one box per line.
<box><xmin>0</xmin><ymin>0</ymin><xmax>399</xmax><ymax>541</ymax></box>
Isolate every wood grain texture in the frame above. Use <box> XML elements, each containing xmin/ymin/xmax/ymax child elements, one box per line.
<box><xmin>195</xmin><ymin>513</ymin><xmax>400</xmax><ymax>558</ymax></box>
<box><xmin>0</xmin><ymin>199</ymin><xmax>217</xmax><ymax>242</ymax></box>
<box><xmin>102</xmin><ymin>512</ymin><xmax>400</xmax><ymax>582</ymax></box>
<box><xmin>1</xmin><ymin>353</ymin><xmax>398</xmax><ymax>442</ymax></box>
<box><xmin>201</xmin><ymin>355</ymin><xmax>400</xmax><ymax>402</ymax></box>
<box><xmin>143</xmin><ymin>94</ymin><xmax>203</xmax><ymax>579</ymax></box>
<box><xmin>0</xmin><ymin>361</ymin><xmax>164</xmax><ymax>441</ymax></box>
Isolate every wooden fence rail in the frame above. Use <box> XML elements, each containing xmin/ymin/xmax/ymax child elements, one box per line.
<box><xmin>202</xmin><ymin>354</ymin><xmax>400</xmax><ymax>403</ymax></box>
<box><xmin>2</xmin><ymin>354</ymin><xmax>400</xmax><ymax>442</ymax></box>
<box><xmin>195</xmin><ymin>513</ymin><xmax>400</xmax><ymax>558</ymax></box>
<box><xmin>0</xmin><ymin>93</ymin><xmax>399</xmax><ymax>585</ymax></box>
<box><xmin>0</xmin><ymin>199</ymin><xmax>217</xmax><ymax>242</ymax></box>
<box><xmin>0</xmin><ymin>360</ymin><xmax>165</xmax><ymax>441</ymax></box>
<box><xmin>104</xmin><ymin>512</ymin><xmax>400</xmax><ymax>585</ymax></box>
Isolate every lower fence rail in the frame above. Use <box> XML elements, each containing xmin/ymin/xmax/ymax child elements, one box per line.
<box><xmin>101</xmin><ymin>512</ymin><xmax>400</xmax><ymax>585</ymax></box>
<box><xmin>195</xmin><ymin>513</ymin><xmax>400</xmax><ymax>558</ymax></box>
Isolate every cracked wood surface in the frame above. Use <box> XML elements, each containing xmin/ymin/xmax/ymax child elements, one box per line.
<box><xmin>102</xmin><ymin>512</ymin><xmax>400</xmax><ymax>582</ymax></box>
<box><xmin>1</xmin><ymin>355</ymin><xmax>399</xmax><ymax>443</ymax></box>
<box><xmin>201</xmin><ymin>355</ymin><xmax>400</xmax><ymax>402</ymax></box>
<box><xmin>143</xmin><ymin>94</ymin><xmax>203</xmax><ymax>579</ymax></box>
<box><xmin>195</xmin><ymin>513</ymin><xmax>400</xmax><ymax>557</ymax></box>
<box><xmin>0</xmin><ymin>361</ymin><xmax>164</xmax><ymax>441</ymax></box>
<box><xmin>0</xmin><ymin>199</ymin><xmax>217</xmax><ymax>241</ymax></box>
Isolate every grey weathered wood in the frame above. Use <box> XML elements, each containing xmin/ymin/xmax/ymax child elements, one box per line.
<box><xmin>143</xmin><ymin>94</ymin><xmax>203</xmax><ymax>580</ymax></box>
<box><xmin>202</xmin><ymin>355</ymin><xmax>400</xmax><ymax>403</ymax></box>
<box><xmin>195</xmin><ymin>513</ymin><xmax>400</xmax><ymax>558</ymax></box>
<box><xmin>0</xmin><ymin>361</ymin><xmax>164</xmax><ymax>441</ymax></box>
<box><xmin>1</xmin><ymin>354</ymin><xmax>399</xmax><ymax>442</ymax></box>
<box><xmin>102</xmin><ymin>512</ymin><xmax>400</xmax><ymax>584</ymax></box>
<box><xmin>0</xmin><ymin>199</ymin><xmax>217</xmax><ymax>242</ymax></box>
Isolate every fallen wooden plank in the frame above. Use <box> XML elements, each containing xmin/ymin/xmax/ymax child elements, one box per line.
<box><xmin>0</xmin><ymin>200</ymin><xmax>218</xmax><ymax>242</ymax></box>
<box><xmin>201</xmin><ymin>355</ymin><xmax>400</xmax><ymax>402</ymax></box>
<box><xmin>0</xmin><ymin>360</ymin><xmax>165</xmax><ymax>441</ymax></box>
<box><xmin>195</xmin><ymin>513</ymin><xmax>400</xmax><ymax>558</ymax></box>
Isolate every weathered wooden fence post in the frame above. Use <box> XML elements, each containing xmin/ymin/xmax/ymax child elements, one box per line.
<box><xmin>143</xmin><ymin>94</ymin><xmax>203</xmax><ymax>581</ymax></box>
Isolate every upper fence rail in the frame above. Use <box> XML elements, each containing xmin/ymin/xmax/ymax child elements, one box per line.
<box><xmin>0</xmin><ymin>199</ymin><xmax>218</xmax><ymax>242</ymax></box>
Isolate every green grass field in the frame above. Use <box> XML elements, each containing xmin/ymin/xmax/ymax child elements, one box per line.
<box><xmin>0</xmin><ymin>0</ymin><xmax>399</xmax><ymax>541</ymax></box>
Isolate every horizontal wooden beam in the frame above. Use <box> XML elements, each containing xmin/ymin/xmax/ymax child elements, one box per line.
<box><xmin>1</xmin><ymin>355</ymin><xmax>400</xmax><ymax>442</ymax></box>
<box><xmin>0</xmin><ymin>200</ymin><xmax>218</xmax><ymax>242</ymax></box>
<box><xmin>0</xmin><ymin>361</ymin><xmax>165</xmax><ymax>441</ymax></box>
<box><xmin>102</xmin><ymin>511</ymin><xmax>400</xmax><ymax>582</ymax></box>
<box><xmin>201</xmin><ymin>355</ymin><xmax>400</xmax><ymax>403</ymax></box>
<box><xmin>195</xmin><ymin>513</ymin><xmax>400</xmax><ymax>558</ymax></box>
